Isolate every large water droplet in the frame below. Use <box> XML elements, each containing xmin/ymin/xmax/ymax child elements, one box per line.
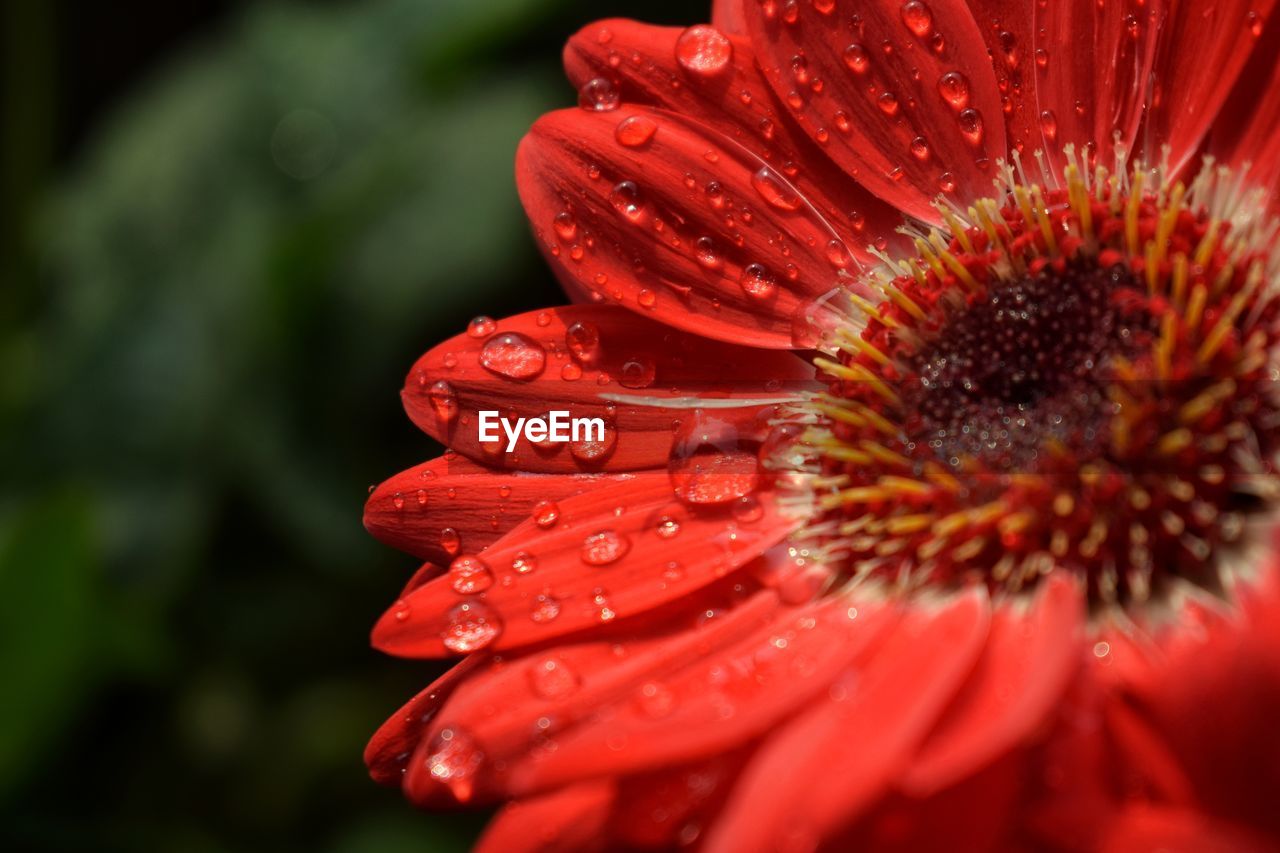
<box><xmin>565</xmin><ymin>321</ymin><xmax>602</xmax><ymax>365</ymax></box>
<box><xmin>578</xmin><ymin>77</ymin><xmax>620</xmax><ymax>111</ymax></box>
<box><xmin>441</xmin><ymin>601</ymin><xmax>502</xmax><ymax>652</ymax></box>
<box><xmin>581</xmin><ymin>529</ymin><xmax>631</xmax><ymax>565</ymax></box>
<box><xmin>480</xmin><ymin>333</ymin><xmax>547</xmax><ymax>380</ymax></box>
<box><xmin>609</xmin><ymin>180</ymin><xmax>649</xmax><ymax>224</ymax></box>
<box><xmin>448</xmin><ymin>555</ymin><xmax>493</xmax><ymax>594</ymax></box>
<box><xmin>467</xmin><ymin>316</ymin><xmax>496</xmax><ymax>338</ymax></box>
<box><xmin>739</xmin><ymin>263</ymin><xmax>778</xmax><ymax>299</ymax></box>
<box><xmin>843</xmin><ymin>43</ymin><xmax>870</xmax><ymax>74</ymax></box>
<box><xmin>425</xmin><ymin>727</ymin><xmax>483</xmax><ymax>800</ymax></box>
<box><xmin>674</xmin><ymin>24</ymin><xmax>733</xmax><ymax>76</ymax></box>
<box><xmin>511</xmin><ymin>551</ymin><xmax>537</xmax><ymax>574</ymax></box>
<box><xmin>440</xmin><ymin>527</ymin><xmax>462</xmax><ymax>555</ymax></box>
<box><xmin>530</xmin><ymin>593</ymin><xmax>561</xmax><ymax>623</ymax></box>
<box><xmin>428</xmin><ymin>380</ymin><xmax>458</xmax><ymax>421</ymax></box>
<box><xmin>957</xmin><ymin>108</ymin><xmax>984</xmax><ymax>146</ymax></box>
<box><xmin>620</xmin><ymin>356</ymin><xmax>657</xmax><ymax>389</ymax></box>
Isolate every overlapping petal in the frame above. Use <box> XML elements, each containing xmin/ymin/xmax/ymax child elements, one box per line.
<box><xmin>516</xmin><ymin>106</ymin><xmax>877</xmax><ymax>348</ymax></box>
<box><xmin>1143</xmin><ymin>0</ymin><xmax>1277</xmax><ymax>174</ymax></box>
<box><xmin>703</xmin><ymin>588</ymin><xmax>992</xmax><ymax>851</ymax></box>
<box><xmin>372</xmin><ymin>472</ymin><xmax>797</xmax><ymax>657</ymax></box>
<box><xmin>475</xmin><ymin>782</ymin><xmax>615</xmax><ymax>853</ymax></box>
<box><xmin>1031</xmin><ymin>0</ymin><xmax>1163</xmax><ymax>172</ymax></box>
<box><xmin>739</xmin><ymin>0</ymin><xmax>1007</xmax><ymax>220</ymax></box>
<box><xmin>562</xmin><ymin>19</ymin><xmax>912</xmax><ymax>243</ymax></box>
<box><xmin>401</xmin><ymin>305</ymin><xmax>816</xmax><ymax>472</ymax></box>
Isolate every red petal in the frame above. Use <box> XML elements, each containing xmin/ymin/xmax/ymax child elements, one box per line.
<box><xmin>401</xmin><ymin>304</ymin><xmax>816</xmax><ymax>472</ymax></box>
<box><xmin>373</xmin><ymin>474</ymin><xmax>797</xmax><ymax>656</ymax></box>
<box><xmin>563</xmin><ymin>19</ymin><xmax>909</xmax><ymax>251</ymax></box>
<box><xmin>740</xmin><ymin>0</ymin><xmax>1007</xmax><ymax>220</ymax></box>
<box><xmin>1100</xmin><ymin>804</ymin><xmax>1278</xmax><ymax>853</ymax></box>
<box><xmin>901</xmin><ymin>573</ymin><xmax>1084</xmax><ymax>796</ymax></box>
<box><xmin>1143</xmin><ymin>0</ymin><xmax>1277</xmax><ymax>174</ymax></box>
<box><xmin>475</xmin><ymin>782</ymin><xmax>615</xmax><ymax>853</ymax></box>
<box><xmin>966</xmin><ymin>0</ymin><xmax>1042</xmax><ymax>156</ymax></box>
<box><xmin>363</xmin><ymin>655</ymin><xmax>484</xmax><ymax>785</ymax></box>
<box><xmin>505</xmin><ymin>594</ymin><xmax>899</xmax><ymax>795</ymax></box>
<box><xmin>1208</xmin><ymin>16</ymin><xmax>1280</xmax><ymax>197</ymax></box>
<box><xmin>607</xmin><ymin>750</ymin><xmax>753</xmax><ymax>848</ymax></box>
<box><xmin>517</xmin><ymin>107</ymin><xmax>876</xmax><ymax>348</ymax></box>
<box><xmin>1031</xmin><ymin>0</ymin><xmax>1163</xmax><ymax>172</ymax></box>
<box><xmin>711</xmin><ymin>1</ymin><xmax>747</xmax><ymax>36</ymax></box>
<box><xmin>402</xmin><ymin>589</ymin><xmax>787</xmax><ymax>804</ymax></box>
<box><xmin>365</xmin><ymin>454</ymin><xmax>651</xmax><ymax>563</ymax></box>
<box><xmin>703</xmin><ymin>588</ymin><xmax>992</xmax><ymax>852</ymax></box>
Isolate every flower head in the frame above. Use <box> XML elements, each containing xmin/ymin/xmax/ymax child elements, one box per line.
<box><xmin>365</xmin><ymin>1</ymin><xmax>1280</xmax><ymax>849</ymax></box>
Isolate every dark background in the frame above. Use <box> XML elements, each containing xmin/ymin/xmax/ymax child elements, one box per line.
<box><xmin>0</xmin><ymin>1</ymin><xmax>688</xmax><ymax>850</ymax></box>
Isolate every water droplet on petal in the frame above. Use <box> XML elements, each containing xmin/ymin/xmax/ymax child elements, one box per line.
<box><xmin>615</xmin><ymin>115</ymin><xmax>657</xmax><ymax>147</ymax></box>
<box><xmin>739</xmin><ymin>263</ymin><xmax>778</xmax><ymax>299</ymax></box>
<box><xmin>448</xmin><ymin>555</ymin><xmax>493</xmax><ymax>594</ymax></box>
<box><xmin>565</xmin><ymin>321</ymin><xmax>602</xmax><ymax>364</ymax></box>
<box><xmin>937</xmin><ymin>71</ymin><xmax>970</xmax><ymax>110</ymax></box>
<box><xmin>529</xmin><ymin>593</ymin><xmax>561</xmax><ymax>623</ymax></box>
<box><xmin>582</xmin><ymin>529</ymin><xmax>631</xmax><ymax>565</ymax></box>
<box><xmin>750</xmin><ymin>166</ymin><xmax>802</xmax><ymax>210</ymax></box>
<box><xmin>1039</xmin><ymin>109</ymin><xmax>1058</xmax><ymax>143</ymax></box>
<box><xmin>843</xmin><ymin>43</ymin><xmax>870</xmax><ymax>74</ymax></box>
<box><xmin>900</xmin><ymin>0</ymin><xmax>933</xmax><ymax>36</ymax></box>
<box><xmin>440</xmin><ymin>527</ymin><xmax>462</xmax><ymax>555</ymax></box>
<box><xmin>529</xmin><ymin>657</ymin><xmax>580</xmax><ymax>698</ymax></box>
<box><xmin>674</xmin><ymin>24</ymin><xmax>733</xmax><ymax>76</ymax></box>
<box><xmin>610</xmin><ymin>180</ymin><xmax>649</xmax><ymax>224</ymax></box>
<box><xmin>694</xmin><ymin>236</ymin><xmax>722</xmax><ymax>269</ymax></box>
<box><xmin>578</xmin><ymin>77</ymin><xmax>620</xmax><ymax>111</ymax></box>
<box><xmin>553</xmin><ymin>212</ymin><xmax>577</xmax><ymax>241</ymax></box>
<box><xmin>511</xmin><ymin>551</ymin><xmax>537</xmax><ymax>574</ymax></box>
<box><xmin>957</xmin><ymin>108</ymin><xmax>984</xmax><ymax>146</ymax></box>
<box><xmin>480</xmin><ymin>333</ymin><xmax>546</xmax><ymax>380</ymax></box>
<box><xmin>442</xmin><ymin>601</ymin><xmax>502</xmax><ymax>652</ymax></box>
<box><xmin>620</xmin><ymin>356</ymin><xmax>657</xmax><ymax>389</ymax></box>
<box><xmin>467</xmin><ymin>316</ymin><xmax>496</xmax><ymax>338</ymax></box>
<box><xmin>532</xmin><ymin>500</ymin><xmax>560</xmax><ymax>528</ymax></box>
<box><xmin>428</xmin><ymin>380</ymin><xmax>459</xmax><ymax>421</ymax></box>
<box><xmin>877</xmin><ymin>91</ymin><xmax>900</xmax><ymax>116</ymax></box>
<box><xmin>655</xmin><ymin>515</ymin><xmax>682</xmax><ymax>538</ymax></box>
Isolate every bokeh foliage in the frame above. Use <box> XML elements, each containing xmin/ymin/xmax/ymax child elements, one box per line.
<box><xmin>0</xmin><ymin>0</ymin><xmax>684</xmax><ymax>849</ymax></box>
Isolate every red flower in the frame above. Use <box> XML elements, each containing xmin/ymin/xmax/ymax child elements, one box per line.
<box><xmin>364</xmin><ymin>1</ymin><xmax>1280</xmax><ymax>849</ymax></box>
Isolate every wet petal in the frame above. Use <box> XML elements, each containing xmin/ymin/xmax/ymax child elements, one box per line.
<box><xmin>1032</xmin><ymin>0</ymin><xmax>1163</xmax><ymax>172</ymax></box>
<box><xmin>517</xmin><ymin>107</ymin><xmax>878</xmax><ymax>348</ymax></box>
<box><xmin>703</xmin><ymin>588</ymin><xmax>991</xmax><ymax>852</ymax></box>
<box><xmin>740</xmin><ymin>0</ymin><xmax>1007</xmax><ymax>220</ymax></box>
<box><xmin>401</xmin><ymin>590</ymin><xmax>786</xmax><ymax>803</ymax></box>
<box><xmin>1143</xmin><ymin>0</ymin><xmax>1276</xmax><ymax>174</ymax></box>
<box><xmin>1208</xmin><ymin>17</ymin><xmax>1280</xmax><ymax>198</ymax></box>
<box><xmin>401</xmin><ymin>305</ymin><xmax>816</xmax><ymax>472</ymax></box>
<box><xmin>364</xmin><ymin>655</ymin><xmax>485</xmax><ymax>786</ymax></box>
<box><xmin>506</xmin><ymin>595</ymin><xmax>899</xmax><ymax>794</ymax></box>
<box><xmin>372</xmin><ymin>474</ymin><xmax>797</xmax><ymax>656</ymax></box>
<box><xmin>965</xmin><ymin>0</ymin><xmax>1040</xmax><ymax>156</ymax></box>
<box><xmin>365</xmin><ymin>454</ymin><xmax>651</xmax><ymax>563</ymax></box>
<box><xmin>475</xmin><ymin>781</ymin><xmax>615</xmax><ymax>853</ymax></box>
<box><xmin>711</xmin><ymin>0</ymin><xmax>747</xmax><ymax>36</ymax></box>
<box><xmin>563</xmin><ymin>19</ymin><xmax>909</xmax><ymax>248</ymax></box>
<box><xmin>902</xmin><ymin>573</ymin><xmax>1084</xmax><ymax>796</ymax></box>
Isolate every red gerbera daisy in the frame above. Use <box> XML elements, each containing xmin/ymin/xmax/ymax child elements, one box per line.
<box><xmin>363</xmin><ymin>1</ymin><xmax>1280</xmax><ymax>849</ymax></box>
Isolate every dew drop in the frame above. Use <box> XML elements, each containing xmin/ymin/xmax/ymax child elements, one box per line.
<box><xmin>530</xmin><ymin>593</ymin><xmax>561</xmax><ymax>623</ymax></box>
<box><xmin>620</xmin><ymin>356</ymin><xmax>657</xmax><ymax>389</ymax></box>
<box><xmin>843</xmin><ymin>43</ymin><xmax>870</xmax><ymax>74</ymax></box>
<box><xmin>578</xmin><ymin>77</ymin><xmax>620</xmax><ymax>111</ymax></box>
<box><xmin>441</xmin><ymin>601</ymin><xmax>502</xmax><ymax>652</ymax></box>
<box><xmin>655</xmin><ymin>515</ymin><xmax>682</xmax><ymax>538</ymax></box>
<box><xmin>467</xmin><ymin>316</ymin><xmax>496</xmax><ymax>338</ymax></box>
<box><xmin>448</xmin><ymin>555</ymin><xmax>493</xmax><ymax>595</ymax></box>
<box><xmin>900</xmin><ymin>0</ymin><xmax>933</xmax><ymax>37</ymax></box>
<box><xmin>750</xmin><ymin>166</ymin><xmax>802</xmax><ymax>210</ymax></box>
<box><xmin>1039</xmin><ymin>109</ymin><xmax>1058</xmax><ymax>143</ymax></box>
<box><xmin>877</xmin><ymin>91</ymin><xmax>900</xmax><ymax>116</ymax></box>
<box><xmin>552</xmin><ymin>212</ymin><xmax>577</xmax><ymax>241</ymax></box>
<box><xmin>582</xmin><ymin>529</ymin><xmax>631</xmax><ymax>565</ymax></box>
<box><xmin>480</xmin><ymin>332</ymin><xmax>547</xmax><ymax>380</ymax></box>
<box><xmin>440</xmin><ymin>527</ymin><xmax>462</xmax><ymax>556</ymax></box>
<box><xmin>609</xmin><ymin>180</ymin><xmax>649</xmax><ymax>224</ymax></box>
<box><xmin>937</xmin><ymin>71</ymin><xmax>970</xmax><ymax>110</ymax></box>
<box><xmin>674</xmin><ymin>24</ymin><xmax>733</xmax><ymax>76</ymax></box>
<box><xmin>740</xmin><ymin>263</ymin><xmax>778</xmax><ymax>299</ymax></box>
<box><xmin>532</xmin><ymin>500</ymin><xmax>560</xmax><ymax>528</ymax></box>
<box><xmin>565</xmin><ymin>321</ymin><xmax>602</xmax><ymax>364</ymax></box>
<box><xmin>910</xmin><ymin>136</ymin><xmax>930</xmax><ymax>160</ymax></box>
<box><xmin>529</xmin><ymin>657</ymin><xmax>581</xmax><ymax>699</ymax></box>
<box><xmin>670</xmin><ymin>447</ymin><xmax>760</xmax><ymax>505</ymax></box>
<box><xmin>424</xmin><ymin>728</ymin><xmax>484</xmax><ymax>798</ymax></box>
<box><xmin>615</xmin><ymin>115</ymin><xmax>657</xmax><ymax>147</ymax></box>
<box><xmin>427</xmin><ymin>379</ymin><xmax>458</xmax><ymax>417</ymax></box>
<box><xmin>511</xmin><ymin>551</ymin><xmax>537</xmax><ymax>574</ymax></box>
<box><xmin>694</xmin><ymin>236</ymin><xmax>722</xmax><ymax>269</ymax></box>
<box><xmin>957</xmin><ymin>108</ymin><xmax>984</xmax><ymax>146</ymax></box>
<box><xmin>392</xmin><ymin>492</ymin><xmax>405</xmax><ymax>510</ymax></box>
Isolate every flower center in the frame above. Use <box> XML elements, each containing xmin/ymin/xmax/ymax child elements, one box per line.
<box><xmin>786</xmin><ymin>157</ymin><xmax>1280</xmax><ymax>605</ymax></box>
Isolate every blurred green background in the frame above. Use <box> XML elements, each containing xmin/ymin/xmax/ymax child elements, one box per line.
<box><xmin>0</xmin><ymin>0</ymin><xmax>688</xmax><ymax>849</ymax></box>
